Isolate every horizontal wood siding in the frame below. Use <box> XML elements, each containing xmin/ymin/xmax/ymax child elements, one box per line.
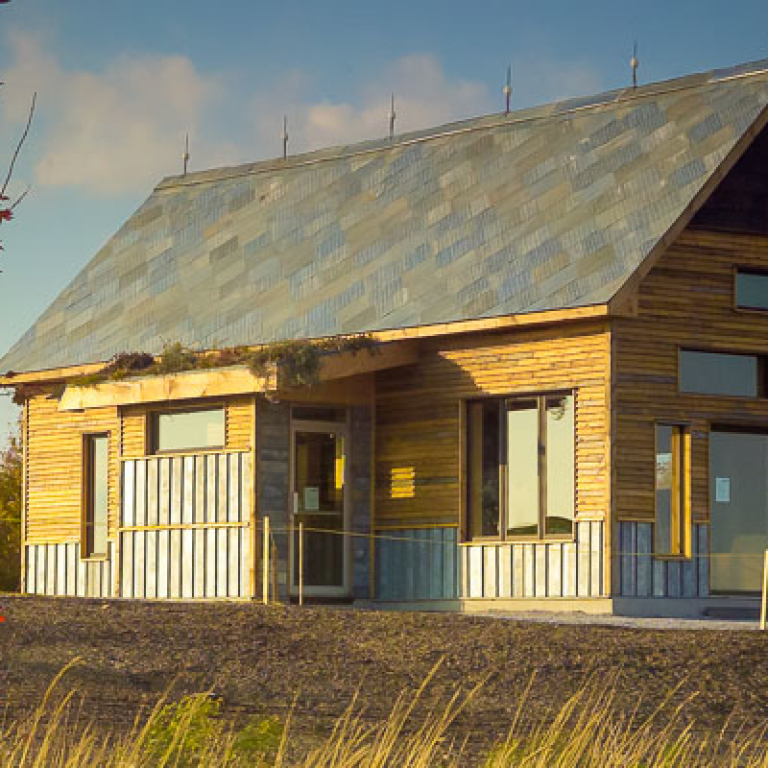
<box><xmin>26</xmin><ymin>394</ymin><xmax>119</xmax><ymax>543</ymax></box>
<box><xmin>375</xmin><ymin>324</ymin><xmax>611</xmax><ymax>529</ymax></box>
<box><xmin>121</xmin><ymin>408</ymin><xmax>146</xmax><ymax>457</ymax></box>
<box><xmin>26</xmin><ymin>541</ymin><xmax>114</xmax><ymax>598</ymax></box>
<box><xmin>614</xmin><ymin>229</ymin><xmax>768</xmax><ymax>525</ymax></box>
<box><xmin>226</xmin><ymin>397</ymin><xmax>253</xmax><ymax>451</ymax></box>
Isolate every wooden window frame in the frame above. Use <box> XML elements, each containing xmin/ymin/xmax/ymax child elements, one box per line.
<box><xmin>678</xmin><ymin>347</ymin><xmax>768</xmax><ymax>399</ymax></box>
<box><xmin>463</xmin><ymin>390</ymin><xmax>576</xmax><ymax>544</ymax></box>
<box><xmin>733</xmin><ymin>265</ymin><xmax>768</xmax><ymax>313</ymax></box>
<box><xmin>653</xmin><ymin>422</ymin><xmax>691</xmax><ymax>560</ymax></box>
<box><xmin>81</xmin><ymin>432</ymin><xmax>110</xmax><ymax>561</ymax></box>
<box><xmin>148</xmin><ymin>404</ymin><xmax>227</xmax><ymax>455</ymax></box>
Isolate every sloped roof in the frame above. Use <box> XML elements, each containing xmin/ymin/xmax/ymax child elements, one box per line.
<box><xmin>4</xmin><ymin>59</ymin><xmax>768</xmax><ymax>374</ymax></box>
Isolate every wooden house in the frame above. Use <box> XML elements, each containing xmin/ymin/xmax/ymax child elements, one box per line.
<box><xmin>4</xmin><ymin>59</ymin><xmax>768</xmax><ymax>616</ymax></box>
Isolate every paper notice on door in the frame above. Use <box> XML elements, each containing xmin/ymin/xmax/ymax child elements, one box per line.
<box><xmin>304</xmin><ymin>486</ymin><xmax>320</xmax><ymax>511</ymax></box>
<box><xmin>715</xmin><ymin>477</ymin><xmax>731</xmax><ymax>503</ymax></box>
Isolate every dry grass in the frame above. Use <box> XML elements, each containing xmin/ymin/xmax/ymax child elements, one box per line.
<box><xmin>2</xmin><ymin>659</ymin><xmax>768</xmax><ymax>767</ymax></box>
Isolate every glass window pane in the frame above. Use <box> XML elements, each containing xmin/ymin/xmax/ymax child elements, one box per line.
<box><xmin>87</xmin><ymin>435</ymin><xmax>109</xmax><ymax>557</ymax></box>
<box><xmin>545</xmin><ymin>395</ymin><xmax>574</xmax><ymax>535</ymax></box>
<box><xmin>468</xmin><ymin>401</ymin><xmax>500</xmax><ymax>538</ymax></box>
<box><xmin>655</xmin><ymin>425</ymin><xmax>674</xmax><ymax>554</ymax></box>
<box><xmin>507</xmin><ymin>401</ymin><xmax>539</xmax><ymax>536</ymax></box>
<box><xmin>736</xmin><ymin>271</ymin><xmax>768</xmax><ymax>310</ymax></box>
<box><xmin>155</xmin><ymin>409</ymin><xmax>225</xmax><ymax>452</ymax></box>
<box><xmin>679</xmin><ymin>350</ymin><xmax>758</xmax><ymax>397</ymax></box>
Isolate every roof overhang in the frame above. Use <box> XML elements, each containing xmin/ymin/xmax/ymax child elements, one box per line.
<box><xmin>0</xmin><ymin>303</ymin><xmax>610</xmax><ymax>389</ymax></box>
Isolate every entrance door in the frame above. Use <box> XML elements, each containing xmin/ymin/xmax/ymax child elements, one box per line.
<box><xmin>710</xmin><ymin>430</ymin><xmax>768</xmax><ymax>593</ymax></box>
<box><xmin>290</xmin><ymin>422</ymin><xmax>348</xmax><ymax>597</ymax></box>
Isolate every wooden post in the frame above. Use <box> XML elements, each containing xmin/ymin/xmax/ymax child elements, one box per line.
<box><xmin>298</xmin><ymin>522</ymin><xmax>304</xmax><ymax>606</ymax></box>
<box><xmin>761</xmin><ymin>550</ymin><xmax>768</xmax><ymax>631</ymax></box>
<box><xmin>262</xmin><ymin>516</ymin><xmax>270</xmax><ymax>605</ymax></box>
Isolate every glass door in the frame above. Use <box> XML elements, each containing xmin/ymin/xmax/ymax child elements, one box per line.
<box><xmin>710</xmin><ymin>430</ymin><xmax>768</xmax><ymax>593</ymax></box>
<box><xmin>291</xmin><ymin>422</ymin><xmax>348</xmax><ymax>597</ymax></box>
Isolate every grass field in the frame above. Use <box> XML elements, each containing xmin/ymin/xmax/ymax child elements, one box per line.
<box><xmin>1</xmin><ymin>596</ymin><xmax>767</xmax><ymax>765</ymax></box>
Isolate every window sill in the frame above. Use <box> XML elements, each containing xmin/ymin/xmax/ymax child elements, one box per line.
<box><xmin>460</xmin><ymin>536</ymin><xmax>576</xmax><ymax>547</ymax></box>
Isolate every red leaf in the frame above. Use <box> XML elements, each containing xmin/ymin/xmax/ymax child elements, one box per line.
<box><xmin>0</xmin><ymin>209</ymin><xmax>13</xmax><ymax>222</ymax></box>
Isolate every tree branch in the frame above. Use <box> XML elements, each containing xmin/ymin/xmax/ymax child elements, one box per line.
<box><xmin>0</xmin><ymin>91</ymin><xmax>36</xmax><ymax>203</ymax></box>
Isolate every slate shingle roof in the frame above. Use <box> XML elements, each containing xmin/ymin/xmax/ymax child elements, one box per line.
<box><xmin>4</xmin><ymin>58</ymin><xmax>768</xmax><ymax>374</ymax></box>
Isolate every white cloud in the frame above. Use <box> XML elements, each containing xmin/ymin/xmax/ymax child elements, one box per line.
<box><xmin>251</xmin><ymin>54</ymin><xmax>495</xmax><ymax>155</ymax></box>
<box><xmin>1</xmin><ymin>31</ymin><xmax>236</xmax><ymax>195</ymax></box>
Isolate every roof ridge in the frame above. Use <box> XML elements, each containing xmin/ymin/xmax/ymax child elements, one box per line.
<box><xmin>156</xmin><ymin>57</ymin><xmax>768</xmax><ymax>191</ymax></box>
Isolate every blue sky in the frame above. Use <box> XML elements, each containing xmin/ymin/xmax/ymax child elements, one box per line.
<box><xmin>1</xmin><ymin>0</ymin><xmax>768</xmax><ymax>443</ymax></box>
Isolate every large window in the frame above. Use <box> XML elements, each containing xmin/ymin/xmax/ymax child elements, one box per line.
<box><xmin>152</xmin><ymin>407</ymin><xmax>225</xmax><ymax>453</ymax></box>
<box><xmin>467</xmin><ymin>393</ymin><xmax>575</xmax><ymax>540</ymax></box>
<box><xmin>736</xmin><ymin>269</ymin><xmax>768</xmax><ymax>311</ymax></box>
<box><xmin>655</xmin><ymin>424</ymin><xmax>690</xmax><ymax>557</ymax></box>
<box><xmin>83</xmin><ymin>434</ymin><xmax>109</xmax><ymax>558</ymax></box>
<box><xmin>679</xmin><ymin>350</ymin><xmax>763</xmax><ymax>398</ymax></box>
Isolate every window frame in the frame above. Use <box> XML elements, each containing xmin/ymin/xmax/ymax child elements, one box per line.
<box><xmin>653</xmin><ymin>422</ymin><xmax>691</xmax><ymax>560</ymax></box>
<box><xmin>733</xmin><ymin>266</ymin><xmax>768</xmax><ymax>313</ymax></box>
<box><xmin>81</xmin><ymin>432</ymin><xmax>110</xmax><ymax>561</ymax></box>
<box><xmin>463</xmin><ymin>390</ymin><xmax>576</xmax><ymax>544</ymax></box>
<box><xmin>678</xmin><ymin>347</ymin><xmax>767</xmax><ymax>399</ymax></box>
<box><xmin>148</xmin><ymin>404</ymin><xmax>227</xmax><ymax>455</ymax></box>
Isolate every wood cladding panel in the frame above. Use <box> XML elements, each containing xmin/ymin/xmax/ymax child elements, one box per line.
<box><xmin>614</xmin><ymin>228</ymin><xmax>768</xmax><ymax>523</ymax></box>
<box><xmin>374</xmin><ymin>324</ymin><xmax>610</xmax><ymax>528</ymax></box>
<box><xmin>26</xmin><ymin>394</ymin><xmax>119</xmax><ymax>543</ymax></box>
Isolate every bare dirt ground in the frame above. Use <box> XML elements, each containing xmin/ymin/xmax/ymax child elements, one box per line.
<box><xmin>1</xmin><ymin>596</ymin><xmax>766</xmax><ymax>757</ymax></box>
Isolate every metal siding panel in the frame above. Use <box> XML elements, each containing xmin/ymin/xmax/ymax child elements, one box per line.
<box><xmin>563</xmin><ymin>541</ymin><xmax>577</xmax><ymax>597</ymax></box>
<box><xmin>228</xmin><ymin>527</ymin><xmax>240</xmax><ymax>597</ymax></box>
<box><xmin>698</xmin><ymin>525</ymin><xmax>709</xmax><ymax>597</ymax></box>
<box><xmin>135</xmin><ymin>460</ymin><xmax>147</xmax><ymax>527</ymax></box>
<box><xmin>77</xmin><ymin>553</ymin><xmax>87</xmax><ymax>597</ymax></box>
<box><xmin>218</xmin><ymin>455</ymin><xmax>229</xmax><ymax>526</ymax></box>
<box><xmin>66</xmin><ymin>543</ymin><xmax>77</xmax><ymax>596</ymax></box>
<box><xmin>123</xmin><ymin>461</ymin><xmax>135</xmax><ymax>528</ymax></box>
<box><xmin>217</xmin><ymin>528</ymin><xmax>228</xmax><ymax>598</ymax></box>
<box><xmin>27</xmin><ymin>545</ymin><xmax>36</xmax><ymax>594</ymax></box>
<box><xmin>499</xmin><ymin>544</ymin><xmax>512</xmax><ymax>598</ymax></box>
<box><xmin>577</xmin><ymin>521</ymin><xmax>592</xmax><ymax>597</ymax></box>
<box><xmin>548</xmin><ymin>543</ymin><xmax>562</xmax><ymax>597</ymax></box>
<box><xmin>444</xmin><ymin>530</ymin><xmax>457</xmax><ymax>599</ymax></box>
<box><xmin>206</xmin><ymin>455</ymin><xmax>218</xmax><ymax>523</ymax></box>
<box><xmin>460</xmin><ymin>544</ymin><xmax>468</xmax><ymax>599</ymax></box>
<box><xmin>135</xmin><ymin>531</ymin><xmax>146</xmax><ymax>598</ymax></box>
<box><xmin>468</xmin><ymin>546</ymin><xmax>483</xmax><ymax>598</ymax></box>
<box><xmin>171</xmin><ymin>457</ymin><xmax>183</xmax><ymax>525</ymax></box>
<box><xmin>635</xmin><ymin>523</ymin><xmax>652</xmax><ymax>597</ymax></box>
<box><xmin>146</xmin><ymin>459</ymin><xmax>159</xmax><ymax>526</ymax></box>
<box><xmin>404</xmin><ymin>533</ymin><xmax>415</xmax><ymax>600</ymax></box>
<box><xmin>157</xmin><ymin>530</ymin><xmax>169</xmax><ymax>599</ymax></box>
<box><xmin>56</xmin><ymin>543</ymin><xmax>66</xmax><ymax>595</ymax></box>
<box><xmin>195</xmin><ymin>529</ymin><xmax>206</xmax><ymax>598</ymax></box>
<box><xmin>44</xmin><ymin>545</ymin><xmax>55</xmax><ymax>596</ymax></box>
<box><xmin>206</xmin><ymin>528</ymin><xmax>217</xmax><ymax>597</ymax></box>
<box><xmin>182</xmin><ymin>528</ymin><xmax>194</xmax><ymax>599</ymax></box>
<box><xmin>512</xmin><ymin>543</ymin><xmax>524</xmax><ymax>597</ymax></box>
<box><xmin>195</xmin><ymin>455</ymin><xmax>207</xmax><ymax>523</ymax></box>
<box><xmin>429</xmin><ymin>530</ymin><xmax>442</xmax><ymax>600</ymax></box>
<box><xmin>228</xmin><ymin>454</ymin><xmax>240</xmax><ymax>524</ymax></box>
<box><xmin>523</xmin><ymin>544</ymin><xmax>535</xmax><ymax>598</ymax></box>
<box><xmin>590</xmin><ymin>521</ymin><xmax>602</xmax><ymax>597</ymax></box>
<box><xmin>535</xmin><ymin>544</ymin><xmax>547</xmax><ymax>597</ymax></box>
<box><xmin>122</xmin><ymin>533</ymin><xmax>134</xmax><ymax>598</ymax></box>
<box><xmin>682</xmin><ymin>525</ymin><xmax>698</xmax><ymax>598</ymax></box>
<box><xmin>483</xmin><ymin>545</ymin><xmax>497</xmax><ymax>599</ymax></box>
<box><xmin>145</xmin><ymin>530</ymin><xmax>157</xmax><ymax>598</ymax></box>
<box><xmin>87</xmin><ymin>561</ymin><xmax>98</xmax><ymax>598</ymax></box>
<box><xmin>241</xmin><ymin>453</ymin><xmax>251</xmax><ymax>525</ymax></box>
<box><xmin>652</xmin><ymin>556</ymin><xmax>667</xmax><ymax>597</ymax></box>
<box><xmin>376</xmin><ymin>539</ymin><xmax>389</xmax><ymax>599</ymax></box>
<box><xmin>169</xmin><ymin>529</ymin><xmax>182</xmax><ymax>598</ymax></box>
<box><xmin>159</xmin><ymin>457</ymin><xmax>171</xmax><ymax>526</ymax></box>
<box><xmin>182</xmin><ymin>456</ymin><xmax>195</xmax><ymax>525</ymax></box>
<box><xmin>667</xmin><ymin>559</ymin><xmax>682</xmax><ymax>598</ymax></box>
<box><xmin>240</xmin><ymin>527</ymin><xmax>249</xmax><ymax>599</ymax></box>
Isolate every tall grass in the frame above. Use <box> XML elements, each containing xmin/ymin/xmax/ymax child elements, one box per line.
<box><xmin>2</xmin><ymin>659</ymin><xmax>768</xmax><ymax>767</ymax></box>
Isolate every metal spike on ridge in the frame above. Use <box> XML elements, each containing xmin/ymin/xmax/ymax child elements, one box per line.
<box><xmin>182</xmin><ymin>134</ymin><xmax>190</xmax><ymax>176</ymax></box>
<box><xmin>631</xmin><ymin>41</ymin><xmax>639</xmax><ymax>89</ymax></box>
<box><xmin>282</xmin><ymin>115</ymin><xmax>289</xmax><ymax>160</ymax></box>
<box><xmin>504</xmin><ymin>64</ymin><xmax>512</xmax><ymax>114</ymax></box>
<box><xmin>388</xmin><ymin>93</ymin><xmax>396</xmax><ymax>140</ymax></box>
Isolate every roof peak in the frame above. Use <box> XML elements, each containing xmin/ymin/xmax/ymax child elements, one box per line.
<box><xmin>157</xmin><ymin>57</ymin><xmax>768</xmax><ymax>191</ymax></box>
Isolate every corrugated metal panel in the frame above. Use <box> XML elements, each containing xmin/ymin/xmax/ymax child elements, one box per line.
<box><xmin>25</xmin><ymin>541</ymin><xmax>114</xmax><ymax>598</ymax></box>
